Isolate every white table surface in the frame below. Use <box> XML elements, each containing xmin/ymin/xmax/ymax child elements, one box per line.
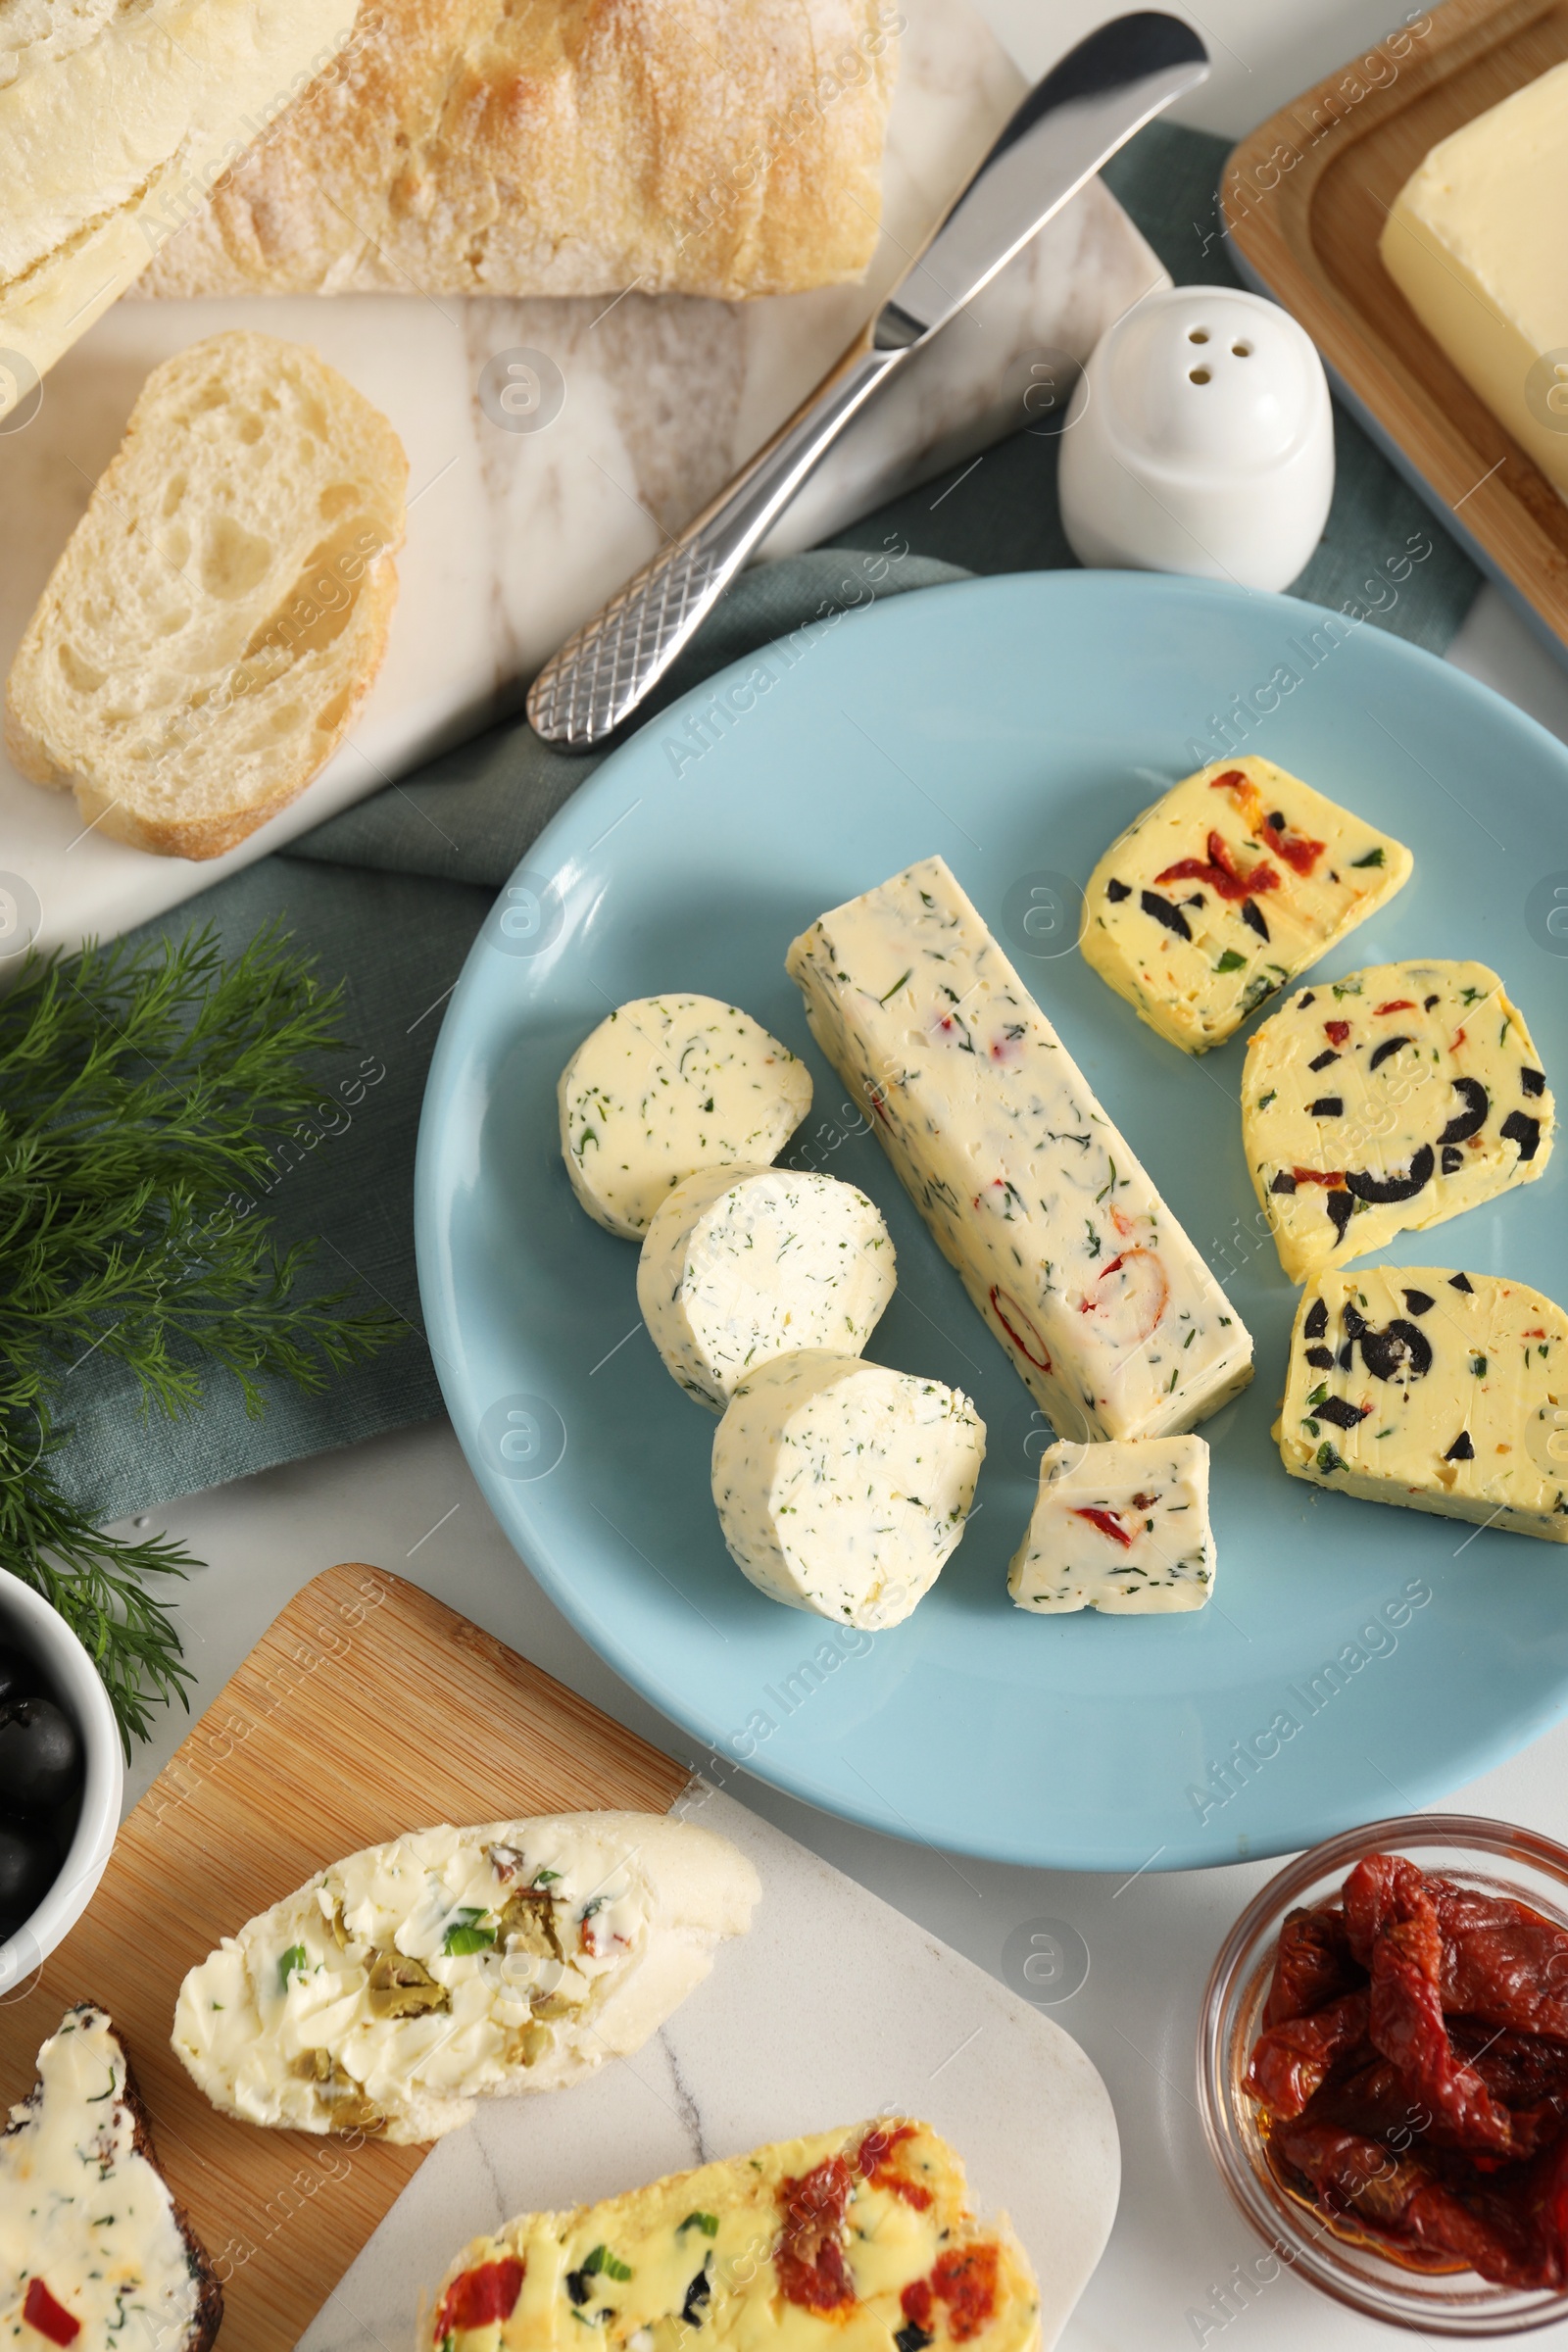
<box><xmin>104</xmin><ymin>5</ymin><xmax>1568</xmax><ymax>2344</ymax></box>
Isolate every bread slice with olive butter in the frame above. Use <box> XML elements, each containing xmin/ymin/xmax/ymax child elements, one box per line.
<box><xmin>171</xmin><ymin>1812</ymin><xmax>760</xmax><ymax>2143</ymax></box>
<box><xmin>2</xmin><ymin>2004</ymin><xmax>221</xmax><ymax>2352</ymax></box>
<box><xmin>427</xmin><ymin>2119</ymin><xmax>1041</xmax><ymax>2352</ymax></box>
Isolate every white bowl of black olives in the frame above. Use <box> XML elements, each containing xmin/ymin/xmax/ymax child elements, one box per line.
<box><xmin>0</xmin><ymin>1578</ymin><xmax>122</xmax><ymax>1990</ymax></box>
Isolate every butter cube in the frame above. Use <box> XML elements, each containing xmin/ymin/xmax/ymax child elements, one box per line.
<box><xmin>1380</xmin><ymin>61</ymin><xmax>1568</xmax><ymax>500</ymax></box>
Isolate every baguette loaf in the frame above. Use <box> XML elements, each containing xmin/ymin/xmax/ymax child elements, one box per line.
<box><xmin>0</xmin><ymin>0</ymin><xmax>360</xmax><ymax>392</ymax></box>
<box><xmin>136</xmin><ymin>0</ymin><xmax>899</xmax><ymax>302</ymax></box>
<box><xmin>2</xmin><ymin>2004</ymin><xmax>222</xmax><ymax>2352</ymax></box>
<box><xmin>5</xmin><ymin>331</ymin><xmax>406</xmax><ymax>861</ymax></box>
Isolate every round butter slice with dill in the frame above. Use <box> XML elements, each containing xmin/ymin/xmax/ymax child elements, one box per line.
<box><xmin>711</xmin><ymin>1351</ymin><xmax>984</xmax><ymax>1628</ymax></box>
<box><xmin>559</xmin><ymin>996</ymin><xmax>812</xmax><ymax>1239</ymax></box>
<box><xmin>171</xmin><ymin>1813</ymin><xmax>759</xmax><ymax>2144</ymax></box>
<box><xmin>637</xmin><ymin>1165</ymin><xmax>896</xmax><ymax>1410</ymax></box>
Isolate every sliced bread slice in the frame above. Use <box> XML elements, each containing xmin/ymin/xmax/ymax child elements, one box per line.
<box><xmin>4</xmin><ymin>330</ymin><xmax>407</xmax><ymax>860</ymax></box>
<box><xmin>2</xmin><ymin>2002</ymin><xmax>222</xmax><ymax>2351</ymax></box>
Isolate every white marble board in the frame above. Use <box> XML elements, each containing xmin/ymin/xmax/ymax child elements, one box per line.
<box><xmin>302</xmin><ymin>1788</ymin><xmax>1120</xmax><ymax>2352</ymax></box>
<box><xmin>0</xmin><ymin>0</ymin><xmax>1165</xmax><ymax>964</ymax></box>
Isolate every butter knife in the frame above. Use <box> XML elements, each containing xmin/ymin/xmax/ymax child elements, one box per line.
<box><xmin>526</xmin><ymin>11</ymin><xmax>1208</xmax><ymax>750</ymax></box>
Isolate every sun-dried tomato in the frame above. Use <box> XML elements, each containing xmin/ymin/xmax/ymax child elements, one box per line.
<box><xmin>435</xmin><ymin>2258</ymin><xmax>524</xmax><ymax>2338</ymax></box>
<box><xmin>929</xmin><ymin>2246</ymin><xmax>999</xmax><ymax>2341</ymax></box>
<box><xmin>776</xmin><ymin>2157</ymin><xmax>857</xmax><ymax>2310</ymax></box>
<box><xmin>1259</xmin><ymin>814</ymin><xmax>1326</xmax><ymax>876</ymax></box>
<box><xmin>1263</xmin><ymin>1902</ymin><xmax>1364</xmax><ymax>2029</ymax></box>
<box><xmin>1247</xmin><ymin>1989</ymin><xmax>1370</xmax><ymax>2118</ymax></box>
<box><xmin>1246</xmin><ymin>1853</ymin><xmax>1568</xmax><ymax>2286</ymax></box>
<box><xmin>1155</xmin><ymin>830</ymin><xmax>1279</xmax><ymax>903</ymax></box>
<box><xmin>1072</xmin><ymin>1506</ymin><xmax>1133</xmax><ymax>1549</ymax></box>
<box><xmin>857</xmin><ymin>2123</ymin><xmax>934</xmax><ymax>2210</ymax></box>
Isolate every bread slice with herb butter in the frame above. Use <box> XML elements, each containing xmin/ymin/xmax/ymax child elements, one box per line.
<box><xmin>172</xmin><ymin>1812</ymin><xmax>759</xmax><ymax>2144</ymax></box>
<box><xmin>3</xmin><ymin>2003</ymin><xmax>221</xmax><ymax>2352</ymax></box>
<box><xmin>428</xmin><ymin>2118</ymin><xmax>1041</xmax><ymax>2352</ymax></box>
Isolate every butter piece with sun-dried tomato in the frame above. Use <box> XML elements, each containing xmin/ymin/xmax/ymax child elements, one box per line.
<box><xmin>427</xmin><ymin>2120</ymin><xmax>1042</xmax><ymax>2352</ymax></box>
<box><xmin>1277</xmin><ymin>1267</ymin><xmax>1568</xmax><ymax>1543</ymax></box>
<box><xmin>785</xmin><ymin>857</ymin><xmax>1252</xmax><ymax>1442</ymax></box>
<box><xmin>1007</xmin><ymin>1436</ymin><xmax>1214</xmax><ymax>1613</ymax></box>
<box><xmin>1243</xmin><ymin>959</ymin><xmax>1554</xmax><ymax>1283</ymax></box>
<box><xmin>1080</xmin><ymin>757</ymin><xmax>1413</xmax><ymax>1054</ymax></box>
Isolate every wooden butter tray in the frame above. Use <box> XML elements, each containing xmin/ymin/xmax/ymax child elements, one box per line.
<box><xmin>1223</xmin><ymin>0</ymin><xmax>1568</xmax><ymax>661</ymax></box>
<box><xmin>0</xmin><ymin>1565</ymin><xmax>689</xmax><ymax>2352</ymax></box>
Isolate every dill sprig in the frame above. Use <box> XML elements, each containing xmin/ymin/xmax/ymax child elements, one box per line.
<box><xmin>0</xmin><ymin>922</ymin><xmax>401</xmax><ymax>1746</ymax></box>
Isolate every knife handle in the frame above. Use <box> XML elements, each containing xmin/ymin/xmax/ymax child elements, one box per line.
<box><xmin>526</xmin><ymin>328</ymin><xmax>906</xmax><ymax>751</ymax></box>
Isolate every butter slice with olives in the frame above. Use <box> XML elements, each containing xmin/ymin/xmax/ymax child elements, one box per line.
<box><xmin>1007</xmin><ymin>1436</ymin><xmax>1214</xmax><ymax>1613</ymax></box>
<box><xmin>559</xmin><ymin>996</ymin><xmax>811</xmax><ymax>1240</ymax></box>
<box><xmin>637</xmin><ymin>1165</ymin><xmax>895</xmax><ymax>1411</ymax></box>
<box><xmin>1080</xmin><ymin>757</ymin><xmax>1412</xmax><ymax>1054</ymax></box>
<box><xmin>711</xmin><ymin>1350</ymin><xmax>984</xmax><ymax>1629</ymax></box>
<box><xmin>1276</xmin><ymin>1267</ymin><xmax>1568</xmax><ymax>1543</ymax></box>
<box><xmin>786</xmin><ymin>857</ymin><xmax>1252</xmax><ymax>1442</ymax></box>
<box><xmin>172</xmin><ymin>1813</ymin><xmax>759</xmax><ymax>2143</ymax></box>
<box><xmin>1243</xmin><ymin>959</ymin><xmax>1553</xmax><ymax>1283</ymax></box>
<box><xmin>427</xmin><ymin>2118</ymin><xmax>1041</xmax><ymax>2352</ymax></box>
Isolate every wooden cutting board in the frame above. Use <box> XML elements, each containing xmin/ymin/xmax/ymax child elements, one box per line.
<box><xmin>0</xmin><ymin>1564</ymin><xmax>689</xmax><ymax>2352</ymax></box>
<box><xmin>1224</xmin><ymin>0</ymin><xmax>1568</xmax><ymax>659</ymax></box>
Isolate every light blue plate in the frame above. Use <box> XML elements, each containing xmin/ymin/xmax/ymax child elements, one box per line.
<box><xmin>415</xmin><ymin>572</ymin><xmax>1568</xmax><ymax>1870</ymax></box>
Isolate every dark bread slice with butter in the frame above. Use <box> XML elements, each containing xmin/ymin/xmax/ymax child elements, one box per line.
<box><xmin>2</xmin><ymin>2003</ymin><xmax>221</xmax><ymax>2351</ymax></box>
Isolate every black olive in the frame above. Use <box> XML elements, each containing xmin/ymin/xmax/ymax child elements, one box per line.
<box><xmin>682</xmin><ymin>2270</ymin><xmax>712</xmax><ymax>2328</ymax></box>
<box><xmin>1402</xmin><ymin>1290</ymin><xmax>1436</xmax><ymax>1316</ymax></box>
<box><xmin>1446</xmin><ymin>1432</ymin><xmax>1475</xmax><ymax>1462</ymax></box>
<box><xmin>0</xmin><ymin>1648</ymin><xmax>35</xmax><ymax>1706</ymax></box>
<box><xmin>1298</xmin><ymin>993</ymin><xmax>1315</xmax><ymax>1006</ymax></box>
<box><xmin>1309</xmin><ymin>1097</ymin><xmax>1345</xmax><ymax>1117</ymax></box>
<box><xmin>1308</xmin><ymin>1049</ymin><xmax>1340</xmax><ymax>1071</ymax></box>
<box><xmin>1501</xmin><ymin>1110</ymin><xmax>1542</xmax><ymax>1161</ymax></box>
<box><xmin>1449</xmin><ymin>1272</ymin><xmax>1473</xmax><ymax>1293</ymax></box>
<box><xmin>1442</xmin><ymin>1146</ymin><xmax>1463</xmax><ymax>1174</ymax></box>
<box><xmin>1423</xmin><ymin>995</ymin><xmax>1439</xmax><ymax>1010</ymax></box>
<box><xmin>0</xmin><ymin>1819</ymin><xmax>56</xmax><ymax>1938</ymax></box>
<box><xmin>1105</xmin><ymin>878</ymin><xmax>1131</xmax><ymax>903</ymax></box>
<box><xmin>1345</xmin><ymin>1144</ymin><xmax>1435</xmax><ymax>1204</ymax></box>
<box><xmin>896</xmin><ymin>2329</ymin><xmax>935</xmax><ymax>2352</ymax></box>
<box><xmin>1242</xmin><ymin>898</ymin><xmax>1270</xmax><ymax>941</ymax></box>
<box><xmin>0</xmin><ymin>1696</ymin><xmax>82</xmax><ymax>1815</ymax></box>
<box><xmin>1327</xmin><ymin>1192</ymin><xmax>1354</xmax><ymax>1240</ymax></box>
<box><xmin>1315</xmin><ymin>1396</ymin><xmax>1369</xmax><ymax>1429</ymax></box>
<box><xmin>1343</xmin><ymin>1305</ymin><xmax>1367</xmax><ymax>1340</ymax></box>
<box><xmin>1368</xmin><ymin>1034</ymin><xmax>1412</xmax><ymax>1072</ymax></box>
<box><xmin>1303</xmin><ymin>1298</ymin><xmax>1328</xmax><ymax>1339</ymax></box>
<box><xmin>1521</xmin><ymin>1068</ymin><xmax>1545</xmax><ymax>1098</ymax></box>
<box><xmin>1304</xmin><ymin>1346</ymin><xmax>1335</xmax><ymax>1370</ymax></box>
<box><xmin>1438</xmin><ymin>1077</ymin><xmax>1489</xmax><ymax>1145</ymax></box>
<box><xmin>1140</xmin><ymin>889</ymin><xmax>1192</xmax><ymax>941</ymax></box>
<box><xmin>1271</xmin><ymin>1170</ymin><xmax>1298</xmax><ymax>1195</ymax></box>
<box><xmin>1359</xmin><ymin>1319</ymin><xmax>1434</xmax><ymax>1383</ymax></box>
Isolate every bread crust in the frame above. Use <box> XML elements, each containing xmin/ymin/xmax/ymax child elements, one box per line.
<box><xmin>4</xmin><ymin>2003</ymin><xmax>222</xmax><ymax>2352</ymax></box>
<box><xmin>0</xmin><ymin>0</ymin><xmax>361</xmax><ymax>383</ymax></box>
<box><xmin>137</xmin><ymin>0</ymin><xmax>898</xmax><ymax>302</ymax></box>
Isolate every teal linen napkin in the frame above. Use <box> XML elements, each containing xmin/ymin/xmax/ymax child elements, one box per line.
<box><xmin>51</xmin><ymin>122</ymin><xmax>1479</xmax><ymax>1526</ymax></box>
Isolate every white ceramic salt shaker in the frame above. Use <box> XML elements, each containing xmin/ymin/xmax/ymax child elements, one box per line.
<box><xmin>1057</xmin><ymin>284</ymin><xmax>1335</xmax><ymax>592</ymax></box>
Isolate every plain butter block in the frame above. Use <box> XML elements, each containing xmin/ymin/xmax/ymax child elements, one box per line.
<box><xmin>1380</xmin><ymin>60</ymin><xmax>1568</xmax><ymax>500</ymax></box>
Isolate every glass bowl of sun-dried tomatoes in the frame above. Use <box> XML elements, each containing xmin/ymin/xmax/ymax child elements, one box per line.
<box><xmin>1199</xmin><ymin>1815</ymin><xmax>1568</xmax><ymax>2334</ymax></box>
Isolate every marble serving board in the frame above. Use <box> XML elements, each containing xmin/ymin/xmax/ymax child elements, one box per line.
<box><xmin>309</xmin><ymin>1785</ymin><xmax>1120</xmax><ymax>2352</ymax></box>
<box><xmin>0</xmin><ymin>0</ymin><xmax>1165</xmax><ymax>966</ymax></box>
